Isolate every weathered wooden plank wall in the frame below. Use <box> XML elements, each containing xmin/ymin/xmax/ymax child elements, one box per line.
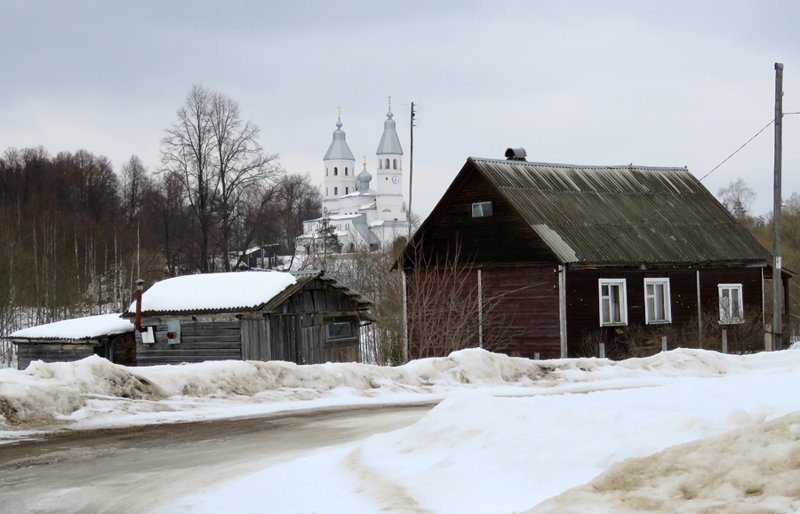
<box><xmin>16</xmin><ymin>342</ymin><xmax>95</xmax><ymax>369</ymax></box>
<box><xmin>108</xmin><ymin>334</ymin><xmax>137</xmax><ymax>366</ymax></box>
<box><xmin>405</xmin><ymin>164</ymin><xmax>557</xmax><ymax>266</ymax></box>
<box><xmin>135</xmin><ymin>320</ymin><xmax>241</xmax><ymax>365</ymax></box>
<box><xmin>565</xmin><ymin>267</ymin><xmax>764</xmax><ymax>357</ymax></box>
<box><xmin>483</xmin><ymin>266</ymin><xmax>560</xmax><ymax>359</ymax></box>
<box><xmin>241</xmin><ymin>318</ymin><xmax>270</xmax><ymax>361</ymax></box>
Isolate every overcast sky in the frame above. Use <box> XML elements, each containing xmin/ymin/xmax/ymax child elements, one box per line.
<box><xmin>1</xmin><ymin>1</ymin><xmax>798</xmax><ymax>220</ymax></box>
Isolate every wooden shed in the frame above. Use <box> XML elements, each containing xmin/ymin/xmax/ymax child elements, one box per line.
<box><xmin>399</xmin><ymin>156</ymin><xmax>788</xmax><ymax>360</ymax></box>
<box><xmin>126</xmin><ymin>270</ymin><xmax>371</xmax><ymax>366</ymax></box>
<box><xmin>9</xmin><ymin>314</ymin><xmax>136</xmax><ymax>369</ymax></box>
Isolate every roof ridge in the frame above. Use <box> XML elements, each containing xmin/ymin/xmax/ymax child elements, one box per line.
<box><xmin>469</xmin><ymin>156</ymin><xmax>688</xmax><ymax>172</ymax></box>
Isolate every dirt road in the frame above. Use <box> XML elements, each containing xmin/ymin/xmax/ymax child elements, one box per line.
<box><xmin>0</xmin><ymin>403</ymin><xmax>433</xmax><ymax>513</ymax></box>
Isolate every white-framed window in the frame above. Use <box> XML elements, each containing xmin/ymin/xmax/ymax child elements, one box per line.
<box><xmin>719</xmin><ymin>283</ymin><xmax>744</xmax><ymax>324</ymax></box>
<box><xmin>599</xmin><ymin>278</ymin><xmax>627</xmax><ymax>326</ymax></box>
<box><xmin>644</xmin><ymin>278</ymin><xmax>671</xmax><ymax>324</ymax></box>
<box><xmin>471</xmin><ymin>201</ymin><xmax>493</xmax><ymax>218</ymax></box>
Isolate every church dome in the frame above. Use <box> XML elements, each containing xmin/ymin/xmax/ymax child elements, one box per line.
<box><xmin>357</xmin><ymin>160</ymin><xmax>372</xmax><ymax>192</ymax></box>
<box><xmin>324</xmin><ymin>116</ymin><xmax>356</xmax><ymax>161</ymax></box>
<box><xmin>376</xmin><ymin>105</ymin><xmax>404</xmax><ymax>156</ymax></box>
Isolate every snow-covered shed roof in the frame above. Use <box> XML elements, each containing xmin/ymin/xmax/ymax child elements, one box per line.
<box><xmin>9</xmin><ymin>314</ymin><xmax>133</xmax><ymax>341</ymax></box>
<box><xmin>126</xmin><ymin>271</ymin><xmax>297</xmax><ymax>316</ymax></box>
<box><xmin>126</xmin><ymin>270</ymin><xmax>372</xmax><ymax>318</ymax></box>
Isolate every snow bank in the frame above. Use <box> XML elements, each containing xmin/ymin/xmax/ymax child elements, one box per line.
<box><xmin>530</xmin><ymin>412</ymin><xmax>800</xmax><ymax>514</ymax></box>
<box><xmin>0</xmin><ymin>356</ymin><xmax>160</xmax><ymax>425</ymax></box>
<box><xmin>2</xmin><ymin>347</ymin><xmax>799</xmax><ymax>431</ymax></box>
<box><xmin>163</xmin><ymin>353</ymin><xmax>800</xmax><ymax>514</ymax></box>
<box><xmin>9</xmin><ymin>313</ymin><xmax>133</xmax><ymax>340</ymax></box>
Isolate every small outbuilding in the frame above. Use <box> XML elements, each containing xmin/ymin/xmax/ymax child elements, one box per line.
<box><xmin>126</xmin><ymin>270</ymin><xmax>371</xmax><ymax>366</ymax></box>
<box><xmin>9</xmin><ymin>314</ymin><xmax>136</xmax><ymax>369</ymax></box>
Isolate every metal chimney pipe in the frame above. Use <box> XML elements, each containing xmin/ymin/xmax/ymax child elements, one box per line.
<box><xmin>135</xmin><ymin>279</ymin><xmax>144</xmax><ymax>332</ymax></box>
<box><xmin>505</xmin><ymin>147</ymin><xmax>527</xmax><ymax>161</ymax></box>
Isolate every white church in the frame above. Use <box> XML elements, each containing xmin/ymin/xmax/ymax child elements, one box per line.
<box><xmin>297</xmin><ymin>102</ymin><xmax>410</xmax><ymax>253</ymax></box>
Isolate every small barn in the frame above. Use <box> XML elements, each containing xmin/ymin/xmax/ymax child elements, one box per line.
<box><xmin>399</xmin><ymin>154</ymin><xmax>787</xmax><ymax>360</ymax></box>
<box><xmin>126</xmin><ymin>270</ymin><xmax>371</xmax><ymax>366</ymax></box>
<box><xmin>9</xmin><ymin>314</ymin><xmax>136</xmax><ymax>369</ymax></box>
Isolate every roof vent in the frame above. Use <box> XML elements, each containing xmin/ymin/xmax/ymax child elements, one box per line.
<box><xmin>505</xmin><ymin>147</ymin><xmax>527</xmax><ymax>161</ymax></box>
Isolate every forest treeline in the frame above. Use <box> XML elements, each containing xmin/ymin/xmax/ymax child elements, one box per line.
<box><xmin>0</xmin><ymin>145</ymin><xmax>320</xmax><ymax>330</ymax></box>
<box><xmin>0</xmin><ymin>85</ymin><xmax>321</xmax><ymax>333</ymax></box>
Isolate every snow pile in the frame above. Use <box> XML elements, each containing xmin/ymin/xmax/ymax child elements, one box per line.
<box><xmin>162</xmin><ymin>352</ymin><xmax>800</xmax><ymax>514</ymax></box>
<box><xmin>2</xmin><ymin>348</ymin><xmax>800</xmax><ymax>430</ymax></box>
<box><xmin>126</xmin><ymin>270</ymin><xmax>297</xmax><ymax>313</ymax></box>
<box><xmin>0</xmin><ymin>356</ymin><xmax>161</xmax><ymax>425</ymax></box>
<box><xmin>9</xmin><ymin>313</ymin><xmax>133</xmax><ymax>340</ymax></box>
<box><xmin>530</xmin><ymin>412</ymin><xmax>800</xmax><ymax>513</ymax></box>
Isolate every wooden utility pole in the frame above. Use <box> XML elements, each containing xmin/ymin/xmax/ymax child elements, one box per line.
<box><xmin>408</xmin><ymin>102</ymin><xmax>416</xmax><ymax>241</ymax></box>
<box><xmin>772</xmin><ymin>62</ymin><xmax>784</xmax><ymax>351</ymax></box>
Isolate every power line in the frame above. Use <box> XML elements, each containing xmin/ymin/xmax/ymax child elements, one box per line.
<box><xmin>699</xmin><ymin>119</ymin><xmax>774</xmax><ymax>182</ymax></box>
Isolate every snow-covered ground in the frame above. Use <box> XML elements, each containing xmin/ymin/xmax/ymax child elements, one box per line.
<box><xmin>2</xmin><ymin>348</ymin><xmax>800</xmax><ymax>512</ymax></box>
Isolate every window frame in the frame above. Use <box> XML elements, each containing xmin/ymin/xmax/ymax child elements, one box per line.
<box><xmin>327</xmin><ymin>322</ymin><xmax>354</xmax><ymax>340</ymax></box>
<box><xmin>718</xmin><ymin>283</ymin><xmax>744</xmax><ymax>324</ymax></box>
<box><xmin>598</xmin><ymin>278</ymin><xmax>628</xmax><ymax>327</ymax></box>
<box><xmin>471</xmin><ymin>201</ymin><xmax>493</xmax><ymax>218</ymax></box>
<box><xmin>644</xmin><ymin>277</ymin><xmax>672</xmax><ymax>325</ymax></box>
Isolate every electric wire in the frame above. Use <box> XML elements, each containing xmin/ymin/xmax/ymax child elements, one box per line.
<box><xmin>699</xmin><ymin>119</ymin><xmax>775</xmax><ymax>182</ymax></box>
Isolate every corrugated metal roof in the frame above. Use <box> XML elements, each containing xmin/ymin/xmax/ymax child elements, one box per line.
<box><xmin>470</xmin><ymin>158</ymin><xmax>770</xmax><ymax>265</ymax></box>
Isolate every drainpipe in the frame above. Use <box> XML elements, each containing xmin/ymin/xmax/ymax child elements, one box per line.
<box><xmin>135</xmin><ymin>279</ymin><xmax>144</xmax><ymax>332</ymax></box>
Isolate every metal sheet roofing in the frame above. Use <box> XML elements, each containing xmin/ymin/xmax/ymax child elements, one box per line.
<box><xmin>470</xmin><ymin>158</ymin><xmax>770</xmax><ymax>265</ymax></box>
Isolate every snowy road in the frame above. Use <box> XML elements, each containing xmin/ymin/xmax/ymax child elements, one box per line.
<box><xmin>0</xmin><ymin>404</ymin><xmax>432</xmax><ymax>514</ymax></box>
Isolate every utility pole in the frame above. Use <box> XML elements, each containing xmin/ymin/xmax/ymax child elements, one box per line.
<box><xmin>772</xmin><ymin>62</ymin><xmax>784</xmax><ymax>351</ymax></box>
<box><xmin>408</xmin><ymin>101</ymin><xmax>416</xmax><ymax>241</ymax></box>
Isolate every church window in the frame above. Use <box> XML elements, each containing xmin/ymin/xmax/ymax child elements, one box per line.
<box><xmin>379</xmin><ymin>160</ymin><xmax>382</xmax><ymax>170</ymax></box>
<box><xmin>334</xmin><ymin>167</ymin><xmax>338</xmax><ymax>176</ymax></box>
<box><xmin>326</xmin><ymin>167</ymin><xmax>329</xmax><ymax>176</ymax></box>
<box><xmin>393</xmin><ymin>159</ymin><xmax>397</xmax><ymax>169</ymax></box>
<box><xmin>345</xmin><ymin>187</ymin><xmax>349</xmax><ymax>194</ymax></box>
<box><xmin>345</xmin><ymin>167</ymin><xmax>348</xmax><ymax>176</ymax></box>
<box><xmin>334</xmin><ymin>186</ymin><xmax>338</xmax><ymax>195</ymax></box>
<box><xmin>385</xmin><ymin>158</ymin><xmax>390</xmax><ymax>169</ymax></box>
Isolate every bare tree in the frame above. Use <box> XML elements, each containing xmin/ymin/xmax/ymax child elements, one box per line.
<box><xmin>208</xmin><ymin>92</ymin><xmax>281</xmax><ymax>270</ymax></box>
<box><xmin>161</xmin><ymin>85</ymin><xmax>217</xmax><ymax>272</ymax></box>
<box><xmin>161</xmin><ymin>85</ymin><xmax>281</xmax><ymax>272</ymax></box>
<box><xmin>274</xmin><ymin>173</ymin><xmax>321</xmax><ymax>254</ymax></box>
<box><xmin>718</xmin><ymin>178</ymin><xmax>756</xmax><ymax>219</ymax></box>
<box><xmin>120</xmin><ymin>155</ymin><xmax>148</xmax><ymax>225</ymax></box>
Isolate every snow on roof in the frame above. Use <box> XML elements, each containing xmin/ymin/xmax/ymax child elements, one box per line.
<box><xmin>9</xmin><ymin>314</ymin><xmax>133</xmax><ymax>340</ymax></box>
<box><xmin>127</xmin><ymin>271</ymin><xmax>297</xmax><ymax>314</ymax></box>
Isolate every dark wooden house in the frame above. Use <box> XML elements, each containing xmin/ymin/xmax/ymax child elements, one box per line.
<box><xmin>9</xmin><ymin>314</ymin><xmax>136</xmax><ymax>369</ymax></box>
<box><xmin>400</xmin><ymin>155</ymin><xmax>788</xmax><ymax>359</ymax></box>
<box><xmin>126</xmin><ymin>270</ymin><xmax>371</xmax><ymax>366</ymax></box>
